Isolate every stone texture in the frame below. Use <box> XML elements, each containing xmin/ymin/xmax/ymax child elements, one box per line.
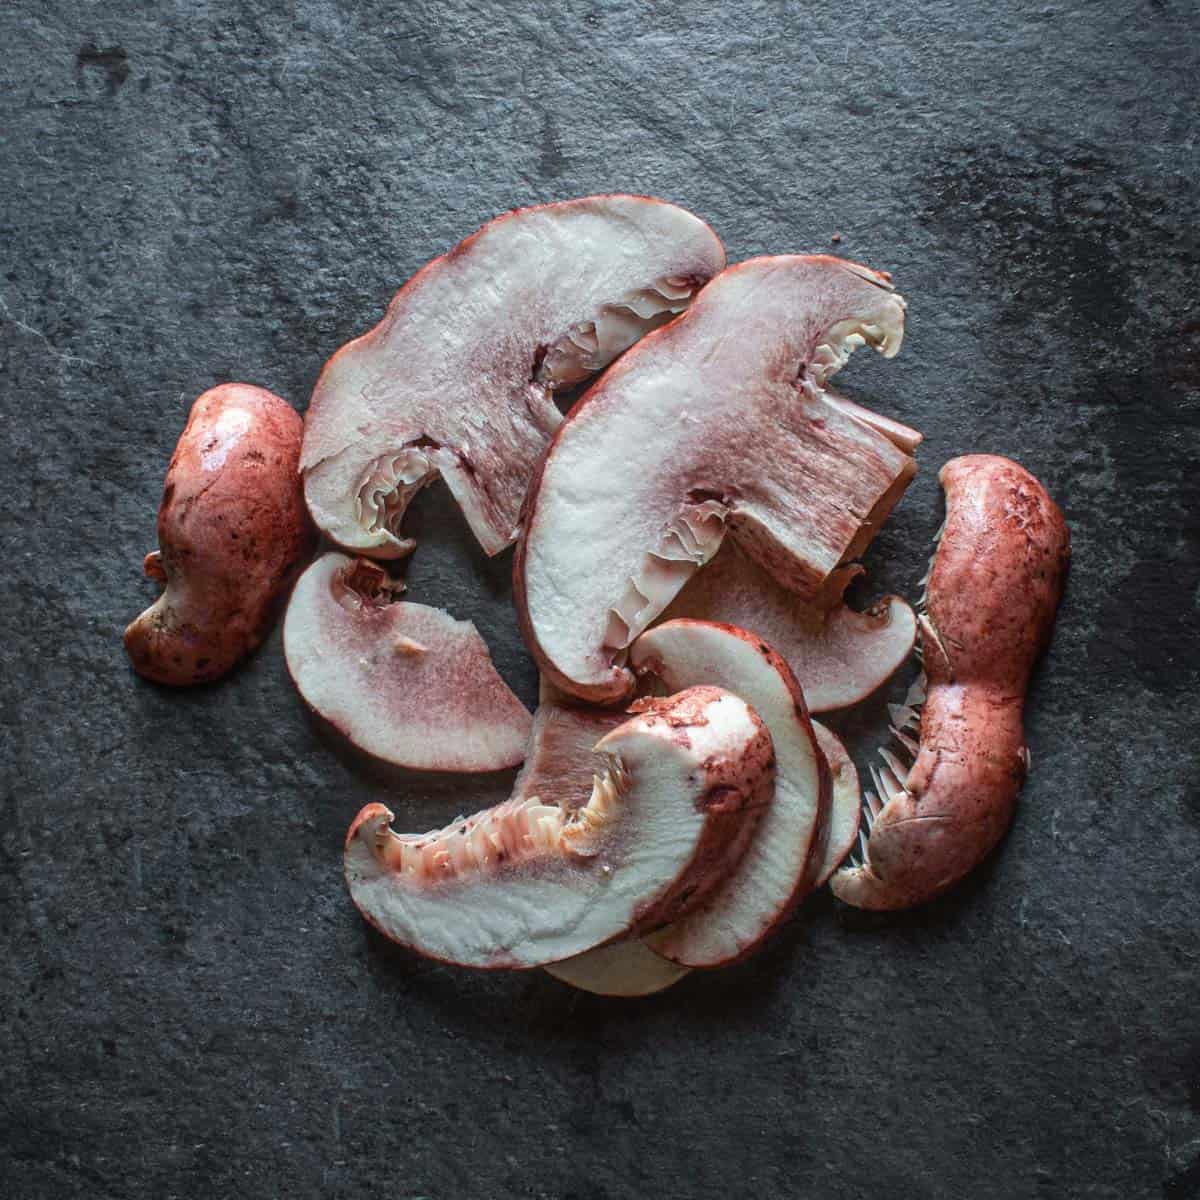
<box><xmin>1</xmin><ymin>2</ymin><xmax>1197</xmax><ymax>1197</ymax></box>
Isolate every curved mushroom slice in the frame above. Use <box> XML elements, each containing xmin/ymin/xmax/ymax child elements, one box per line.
<box><xmin>516</xmin><ymin>255</ymin><xmax>915</xmax><ymax>703</ymax></box>
<box><xmin>661</xmin><ymin>540</ymin><xmax>917</xmax><ymax>712</ymax></box>
<box><xmin>810</xmin><ymin>722</ymin><xmax>862</xmax><ymax>887</ymax></box>
<box><xmin>549</xmin><ymin>718</ymin><xmax>861</xmax><ymax>993</ymax></box>
<box><xmin>630</xmin><ymin>620</ymin><xmax>830</xmax><ymax>969</ymax></box>
<box><xmin>513</xmin><ymin>693</ymin><xmax>692</xmax><ymax>995</ymax></box>
<box><xmin>545</xmin><ymin>939</ymin><xmax>691</xmax><ymax>997</ymax></box>
<box><xmin>344</xmin><ymin>687</ymin><xmax>774</xmax><ymax>969</ymax></box>
<box><xmin>283</xmin><ymin>552</ymin><xmax>531</xmax><ymax>773</ymax></box>
<box><xmin>302</xmin><ymin>196</ymin><xmax>725</xmax><ymax>559</ymax></box>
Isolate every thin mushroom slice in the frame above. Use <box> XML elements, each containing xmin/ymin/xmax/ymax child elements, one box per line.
<box><xmin>631</xmin><ymin>620</ymin><xmax>830</xmax><ymax>969</ymax></box>
<box><xmin>810</xmin><ymin>722</ymin><xmax>862</xmax><ymax>887</ymax></box>
<box><xmin>545</xmin><ymin>940</ymin><xmax>691</xmax><ymax>998</ymax></box>
<box><xmin>661</xmin><ymin>539</ymin><xmax>917</xmax><ymax>712</ymax></box>
<box><xmin>302</xmin><ymin>195</ymin><xmax>724</xmax><ymax>559</ymax></box>
<box><xmin>549</xmin><ymin>706</ymin><xmax>859</xmax><ymax>991</ymax></box>
<box><xmin>517</xmin><ymin>254</ymin><xmax>915</xmax><ymax>703</ymax></box>
<box><xmin>344</xmin><ymin>687</ymin><xmax>774</xmax><ymax>969</ymax></box>
<box><xmin>525</xmin><ymin>694</ymin><xmax>693</xmax><ymax>996</ymax></box>
<box><xmin>284</xmin><ymin>552</ymin><xmax>531</xmax><ymax>772</ymax></box>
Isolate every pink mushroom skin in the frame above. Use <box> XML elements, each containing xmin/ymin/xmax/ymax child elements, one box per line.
<box><xmin>832</xmin><ymin>455</ymin><xmax>1070</xmax><ymax>910</ymax></box>
<box><xmin>125</xmin><ymin>384</ymin><xmax>314</xmax><ymax>685</ymax></box>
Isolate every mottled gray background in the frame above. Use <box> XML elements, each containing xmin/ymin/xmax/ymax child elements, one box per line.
<box><xmin>2</xmin><ymin>2</ymin><xmax>1198</xmax><ymax>1198</ymax></box>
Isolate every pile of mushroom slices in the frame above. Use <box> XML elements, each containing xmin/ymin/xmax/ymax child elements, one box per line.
<box><xmin>286</xmin><ymin>196</ymin><xmax>923</xmax><ymax>996</ymax></box>
<box><xmin>129</xmin><ymin>196</ymin><xmax>1068</xmax><ymax>996</ymax></box>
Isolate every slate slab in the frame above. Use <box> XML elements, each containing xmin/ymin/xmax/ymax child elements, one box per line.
<box><xmin>1</xmin><ymin>2</ymin><xmax>1197</xmax><ymax>1197</ymax></box>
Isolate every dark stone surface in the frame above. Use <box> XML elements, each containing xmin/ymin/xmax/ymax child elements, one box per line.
<box><xmin>2</xmin><ymin>2</ymin><xmax>1197</xmax><ymax>1197</ymax></box>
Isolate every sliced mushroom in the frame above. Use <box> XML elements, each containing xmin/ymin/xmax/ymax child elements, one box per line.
<box><xmin>545</xmin><ymin>939</ymin><xmax>691</xmax><ymax>998</ymax></box>
<box><xmin>344</xmin><ymin>687</ymin><xmax>774</xmax><ymax>968</ymax></box>
<box><xmin>630</xmin><ymin>620</ymin><xmax>830</xmax><ymax>968</ymax></box>
<box><xmin>302</xmin><ymin>195</ymin><xmax>724</xmax><ymax>559</ymax></box>
<box><xmin>516</xmin><ymin>255</ymin><xmax>915</xmax><ymax>703</ymax></box>
<box><xmin>549</xmin><ymin>718</ymin><xmax>863</xmax><ymax>995</ymax></box>
<box><xmin>661</xmin><ymin>539</ymin><xmax>917</xmax><ymax>712</ymax></box>
<box><xmin>810</xmin><ymin>722</ymin><xmax>862</xmax><ymax>887</ymax></box>
<box><xmin>283</xmin><ymin>552</ymin><xmax>532</xmax><ymax>773</ymax></box>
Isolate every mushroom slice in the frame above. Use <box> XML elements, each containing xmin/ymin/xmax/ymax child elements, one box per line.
<box><xmin>516</xmin><ymin>255</ymin><xmax>915</xmax><ymax>703</ymax></box>
<box><xmin>283</xmin><ymin>552</ymin><xmax>531</xmax><ymax>773</ymax></box>
<box><xmin>301</xmin><ymin>196</ymin><xmax>724</xmax><ymax>559</ymax></box>
<box><xmin>661</xmin><ymin>539</ymin><xmax>917</xmax><ymax>712</ymax></box>
<box><xmin>515</xmin><ymin>695</ymin><xmax>693</xmax><ymax>995</ymax></box>
<box><xmin>810</xmin><ymin>722</ymin><xmax>862</xmax><ymax>887</ymax></box>
<box><xmin>344</xmin><ymin>687</ymin><xmax>775</xmax><ymax>969</ymax></box>
<box><xmin>545</xmin><ymin>939</ymin><xmax>691</xmax><ymax>997</ymax></box>
<box><xmin>631</xmin><ymin>620</ymin><xmax>831</xmax><ymax>969</ymax></box>
<box><xmin>549</xmin><ymin>717</ymin><xmax>861</xmax><ymax>993</ymax></box>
